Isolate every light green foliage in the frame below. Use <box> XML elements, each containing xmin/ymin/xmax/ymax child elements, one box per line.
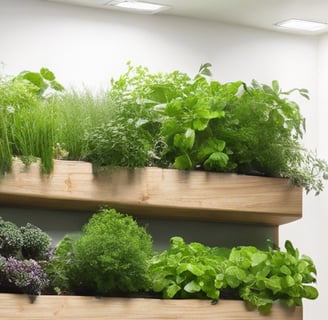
<box><xmin>150</xmin><ymin>237</ymin><xmax>318</xmax><ymax>312</ymax></box>
<box><xmin>20</xmin><ymin>223</ymin><xmax>51</xmax><ymax>260</ymax></box>
<box><xmin>0</xmin><ymin>217</ymin><xmax>23</xmax><ymax>257</ymax></box>
<box><xmin>1</xmin><ymin>63</ymin><xmax>327</xmax><ymax>194</ymax></box>
<box><xmin>150</xmin><ymin>236</ymin><xmax>230</xmax><ymax>300</ymax></box>
<box><xmin>14</xmin><ymin>67</ymin><xmax>64</xmax><ymax>97</ymax></box>
<box><xmin>227</xmin><ymin>240</ymin><xmax>318</xmax><ymax>313</ymax></box>
<box><xmin>51</xmin><ymin>89</ymin><xmax>114</xmax><ymax>161</ymax></box>
<box><xmin>56</xmin><ymin>208</ymin><xmax>154</xmax><ymax>296</ymax></box>
<box><xmin>0</xmin><ymin>67</ymin><xmax>63</xmax><ymax>174</ymax></box>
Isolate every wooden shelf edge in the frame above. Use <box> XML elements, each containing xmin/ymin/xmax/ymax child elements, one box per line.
<box><xmin>0</xmin><ymin>294</ymin><xmax>302</xmax><ymax>320</ymax></box>
<box><xmin>0</xmin><ymin>160</ymin><xmax>302</xmax><ymax>226</ymax></box>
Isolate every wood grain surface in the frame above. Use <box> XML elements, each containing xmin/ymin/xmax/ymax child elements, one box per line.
<box><xmin>0</xmin><ymin>294</ymin><xmax>302</xmax><ymax>320</ymax></box>
<box><xmin>0</xmin><ymin>160</ymin><xmax>302</xmax><ymax>225</ymax></box>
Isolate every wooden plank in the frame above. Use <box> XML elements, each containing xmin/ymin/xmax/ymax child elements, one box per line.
<box><xmin>0</xmin><ymin>294</ymin><xmax>302</xmax><ymax>320</ymax></box>
<box><xmin>0</xmin><ymin>160</ymin><xmax>302</xmax><ymax>226</ymax></box>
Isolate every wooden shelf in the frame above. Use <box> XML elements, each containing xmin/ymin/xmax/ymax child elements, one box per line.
<box><xmin>0</xmin><ymin>294</ymin><xmax>302</xmax><ymax>320</ymax></box>
<box><xmin>0</xmin><ymin>159</ymin><xmax>302</xmax><ymax>226</ymax></box>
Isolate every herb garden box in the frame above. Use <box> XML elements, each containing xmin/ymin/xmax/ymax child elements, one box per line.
<box><xmin>0</xmin><ymin>293</ymin><xmax>302</xmax><ymax>320</ymax></box>
<box><xmin>0</xmin><ymin>160</ymin><xmax>305</xmax><ymax>320</ymax></box>
<box><xmin>0</xmin><ymin>159</ymin><xmax>302</xmax><ymax>226</ymax></box>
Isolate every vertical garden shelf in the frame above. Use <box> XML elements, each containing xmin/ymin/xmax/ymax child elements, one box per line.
<box><xmin>0</xmin><ymin>159</ymin><xmax>303</xmax><ymax>319</ymax></box>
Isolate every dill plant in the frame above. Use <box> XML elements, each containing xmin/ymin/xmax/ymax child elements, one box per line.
<box><xmin>53</xmin><ymin>208</ymin><xmax>154</xmax><ymax>296</ymax></box>
<box><xmin>51</xmin><ymin>89</ymin><xmax>115</xmax><ymax>161</ymax></box>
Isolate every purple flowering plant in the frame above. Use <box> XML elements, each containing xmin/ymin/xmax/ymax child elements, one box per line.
<box><xmin>0</xmin><ymin>257</ymin><xmax>49</xmax><ymax>295</ymax></box>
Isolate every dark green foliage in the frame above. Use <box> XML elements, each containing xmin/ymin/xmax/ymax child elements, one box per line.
<box><xmin>55</xmin><ymin>208</ymin><xmax>154</xmax><ymax>296</ymax></box>
<box><xmin>0</xmin><ymin>218</ymin><xmax>23</xmax><ymax>258</ymax></box>
<box><xmin>85</xmin><ymin>119</ymin><xmax>154</xmax><ymax>169</ymax></box>
<box><xmin>20</xmin><ymin>223</ymin><xmax>51</xmax><ymax>260</ymax></box>
<box><xmin>150</xmin><ymin>237</ymin><xmax>318</xmax><ymax>312</ymax></box>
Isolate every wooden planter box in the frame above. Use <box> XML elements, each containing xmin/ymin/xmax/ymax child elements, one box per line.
<box><xmin>0</xmin><ymin>294</ymin><xmax>302</xmax><ymax>320</ymax></box>
<box><xmin>0</xmin><ymin>159</ymin><xmax>302</xmax><ymax>226</ymax></box>
<box><xmin>0</xmin><ymin>160</ymin><xmax>304</xmax><ymax>319</ymax></box>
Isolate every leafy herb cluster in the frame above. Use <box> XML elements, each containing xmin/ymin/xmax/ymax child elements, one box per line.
<box><xmin>0</xmin><ymin>213</ymin><xmax>319</xmax><ymax>312</ymax></box>
<box><xmin>46</xmin><ymin>208</ymin><xmax>154</xmax><ymax>296</ymax></box>
<box><xmin>149</xmin><ymin>237</ymin><xmax>318</xmax><ymax>313</ymax></box>
<box><xmin>1</xmin><ymin>63</ymin><xmax>327</xmax><ymax>194</ymax></box>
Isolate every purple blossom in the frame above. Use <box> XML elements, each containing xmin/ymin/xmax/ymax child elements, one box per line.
<box><xmin>0</xmin><ymin>257</ymin><xmax>49</xmax><ymax>295</ymax></box>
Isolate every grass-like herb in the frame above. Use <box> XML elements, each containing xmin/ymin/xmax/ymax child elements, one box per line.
<box><xmin>50</xmin><ymin>89</ymin><xmax>115</xmax><ymax>161</ymax></box>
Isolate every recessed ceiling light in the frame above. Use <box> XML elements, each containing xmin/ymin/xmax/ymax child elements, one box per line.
<box><xmin>107</xmin><ymin>1</ymin><xmax>169</xmax><ymax>14</ymax></box>
<box><xmin>275</xmin><ymin>19</ymin><xmax>328</xmax><ymax>32</ymax></box>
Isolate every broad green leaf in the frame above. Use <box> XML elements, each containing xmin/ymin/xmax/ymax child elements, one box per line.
<box><xmin>251</xmin><ymin>252</ymin><xmax>267</xmax><ymax>267</ymax></box>
<box><xmin>40</xmin><ymin>67</ymin><xmax>55</xmax><ymax>81</ymax></box>
<box><xmin>184</xmin><ymin>280</ymin><xmax>201</xmax><ymax>293</ymax></box>
<box><xmin>204</xmin><ymin>151</ymin><xmax>229</xmax><ymax>170</ymax></box>
<box><xmin>303</xmin><ymin>286</ymin><xmax>319</xmax><ymax>299</ymax></box>
<box><xmin>283</xmin><ymin>275</ymin><xmax>295</xmax><ymax>288</ymax></box>
<box><xmin>186</xmin><ymin>263</ymin><xmax>204</xmax><ymax>276</ymax></box>
<box><xmin>50</xmin><ymin>80</ymin><xmax>65</xmax><ymax>91</ymax></box>
<box><xmin>193</xmin><ymin>118</ymin><xmax>209</xmax><ymax>131</ymax></box>
<box><xmin>173</xmin><ymin>154</ymin><xmax>192</xmax><ymax>170</ymax></box>
<box><xmin>265</xmin><ymin>276</ymin><xmax>281</xmax><ymax>294</ymax></box>
<box><xmin>165</xmin><ymin>283</ymin><xmax>181</xmax><ymax>298</ymax></box>
<box><xmin>174</xmin><ymin>128</ymin><xmax>195</xmax><ymax>151</ymax></box>
<box><xmin>21</xmin><ymin>71</ymin><xmax>46</xmax><ymax>90</ymax></box>
<box><xmin>280</xmin><ymin>265</ymin><xmax>291</xmax><ymax>275</ymax></box>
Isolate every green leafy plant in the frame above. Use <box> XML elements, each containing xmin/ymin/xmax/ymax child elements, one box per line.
<box><xmin>149</xmin><ymin>237</ymin><xmax>318</xmax><ymax>313</ymax></box>
<box><xmin>14</xmin><ymin>67</ymin><xmax>64</xmax><ymax>97</ymax></box>
<box><xmin>0</xmin><ymin>67</ymin><xmax>64</xmax><ymax>174</ymax></box>
<box><xmin>150</xmin><ymin>236</ymin><xmax>230</xmax><ymax>300</ymax></box>
<box><xmin>50</xmin><ymin>208</ymin><xmax>154</xmax><ymax>296</ymax></box>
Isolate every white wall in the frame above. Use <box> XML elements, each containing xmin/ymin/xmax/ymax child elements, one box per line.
<box><xmin>0</xmin><ymin>0</ymin><xmax>324</xmax><ymax>318</ymax></box>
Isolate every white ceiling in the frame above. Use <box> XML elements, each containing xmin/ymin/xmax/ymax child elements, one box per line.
<box><xmin>46</xmin><ymin>0</ymin><xmax>328</xmax><ymax>35</ymax></box>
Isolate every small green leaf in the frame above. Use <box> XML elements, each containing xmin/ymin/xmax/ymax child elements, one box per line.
<box><xmin>165</xmin><ymin>283</ymin><xmax>181</xmax><ymax>298</ymax></box>
<box><xmin>50</xmin><ymin>80</ymin><xmax>65</xmax><ymax>91</ymax></box>
<box><xmin>303</xmin><ymin>286</ymin><xmax>319</xmax><ymax>299</ymax></box>
<box><xmin>272</xmin><ymin>80</ymin><xmax>279</xmax><ymax>93</ymax></box>
<box><xmin>204</xmin><ymin>152</ymin><xmax>229</xmax><ymax>170</ymax></box>
<box><xmin>40</xmin><ymin>67</ymin><xmax>55</xmax><ymax>81</ymax></box>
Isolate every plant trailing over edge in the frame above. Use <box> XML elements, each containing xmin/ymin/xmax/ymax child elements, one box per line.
<box><xmin>105</xmin><ymin>62</ymin><xmax>328</xmax><ymax>194</ymax></box>
<box><xmin>47</xmin><ymin>208</ymin><xmax>154</xmax><ymax>296</ymax></box>
<box><xmin>149</xmin><ymin>237</ymin><xmax>318</xmax><ymax>313</ymax></box>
